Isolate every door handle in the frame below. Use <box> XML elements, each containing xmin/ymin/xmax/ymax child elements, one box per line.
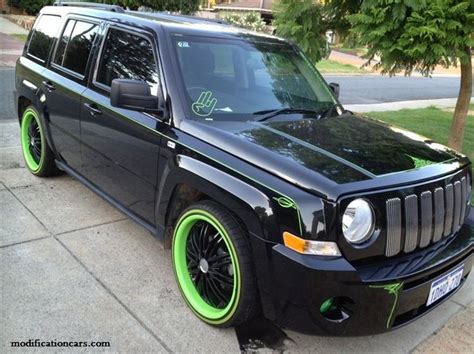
<box><xmin>42</xmin><ymin>80</ymin><xmax>55</xmax><ymax>92</ymax></box>
<box><xmin>83</xmin><ymin>103</ymin><xmax>103</xmax><ymax>116</ymax></box>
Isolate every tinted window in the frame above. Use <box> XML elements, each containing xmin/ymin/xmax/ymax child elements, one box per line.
<box><xmin>53</xmin><ymin>20</ymin><xmax>75</xmax><ymax>66</ymax></box>
<box><xmin>54</xmin><ymin>20</ymin><xmax>98</xmax><ymax>76</ymax></box>
<box><xmin>27</xmin><ymin>15</ymin><xmax>62</xmax><ymax>61</ymax></box>
<box><xmin>96</xmin><ymin>29</ymin><xmax>159</xmax><ymax>95</ymax></box>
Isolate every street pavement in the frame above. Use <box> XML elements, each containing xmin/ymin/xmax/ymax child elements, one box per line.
<box><xmin>1</xmin><ymin>18</ymin><xmax>473</xmax><ymax>353</ymax></box>
<box><xmin>325</xmin><ymin>75</ymin><xmax>465</xmax><ymax>105</ymax></box>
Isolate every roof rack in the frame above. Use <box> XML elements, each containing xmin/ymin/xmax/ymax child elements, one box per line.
<box><xmin>53</xmin><ymin>1</ymin><xmax>125</xmax><ymax>13</ymax></box>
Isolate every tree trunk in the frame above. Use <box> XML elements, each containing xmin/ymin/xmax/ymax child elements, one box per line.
<box><xmin>448</xmin><ymin>47</ymin><xmax>472</xmax><ymax>151</ymax></box>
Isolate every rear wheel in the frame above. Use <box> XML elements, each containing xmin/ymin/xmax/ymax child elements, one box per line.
<box><xmin>172</xmin><ymin>201</ymin><xmax>259</xmax><ymax>327</ymax></box>
<box><xmin>20</xmin><ymin>106</ymin><xmax>59</xmax><ymax>177</ymax></box>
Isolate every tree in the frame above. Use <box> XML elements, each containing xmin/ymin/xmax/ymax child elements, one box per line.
<box><xmin>273</xmin><ymin>0</ymin><xmax>330</xmax><ymax>63</ymax></box>
<box><xmin>323</xmin><ymin>0</ymin><xmax>363</xmax><ymax>40</ymax></box>
<box><xmin>348</xmin><ymin>0</ymin><xmax>473</xmax><ymax>151</ymax></box>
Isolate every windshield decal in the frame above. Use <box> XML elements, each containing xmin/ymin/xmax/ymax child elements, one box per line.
<box><xmin>192</xmin><ymin>91</ymin><xmax>217</xmax><ymax>117</ymax></box>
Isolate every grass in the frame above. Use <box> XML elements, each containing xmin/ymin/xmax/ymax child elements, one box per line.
<box><xmin>11</xmin><ymin>33</ymin><xmax>28</xmax><ymax>42</ymax></box>
<box><xmin>316</xmin><ymin>59</ymin><xmax>367</xmax><ymax>74</ymax></box>
<box><xmin>366</xmin><ymin>106</ymin><xmax>473</xmax><ymax>204</ymax></box>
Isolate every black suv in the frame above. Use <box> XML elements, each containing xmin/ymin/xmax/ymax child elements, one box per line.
<box><xmin>15</xmin><ymin>3</ymin><xmax>472</xmax><ymax>335</ymax></box>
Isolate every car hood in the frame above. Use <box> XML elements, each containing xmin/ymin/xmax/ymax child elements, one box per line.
<box><xmin>180</xmin><ymin>113</ymin><xmax>468</xmax><ymax>198</ymax></box>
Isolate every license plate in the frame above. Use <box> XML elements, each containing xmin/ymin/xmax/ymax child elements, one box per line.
<box><xmin>426</xmin><ymin>265</ymin><xmax>464</xmax><ymax>306</ymax></box>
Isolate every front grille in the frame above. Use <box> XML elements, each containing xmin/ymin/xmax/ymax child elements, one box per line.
<box><xmin>385</xmin><ymin>173</ymin><xmax>471</xmax><ymax>257</ymax></box>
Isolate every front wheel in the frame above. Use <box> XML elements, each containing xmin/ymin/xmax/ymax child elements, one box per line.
<box><xmin>20</xmin><ymin>106</ymin><xmax>59</xmax><ymax>177</ymax></box>
<box><xmin>172</xmin><ymin>201</ymin><xmax>259</xmax><ymax>327</ymax></box>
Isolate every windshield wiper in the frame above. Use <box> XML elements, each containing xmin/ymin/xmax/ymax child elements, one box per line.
<box><xmin>253</xmin><ymin>107</ymin><xmax>320</xmax><ymax>122</ymax></box>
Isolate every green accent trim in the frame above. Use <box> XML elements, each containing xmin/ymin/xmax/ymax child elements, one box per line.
<box><xmin>273</xmin><ymin>196</ymin><xmax>296</xmax><ymax>209</ymax></box>
<box><xmin>172</xmin><ymin>209</ymin><xmax>241</xmax><ymax>324</ymax></box>
<box><xmin>370</xmin><ymin>282</ymin><xmax>403</xmax><ymax>328</ymax></box>
<box><xmin>103</xmin><ymin>105</ymin><xmax>304</xmax><ymax>236</ymax></box>
<box><xmin>191</xmin><ymin>91</ymin><xmax>217</xmax><ymax>117</ymax></box>
<box><xmin>320</xmin><ymin>298</ymin><xmax>335</xmax><ymax>314</ymax></box>
<box><xmin>20</xmin><ymin>108</ymin><xmax>44</xmax><ymax>173</ymax></box>
<box><xmin>273</xmin><ymin>196</ymin><xmax>303</xmax><ymax>235</ymax></box>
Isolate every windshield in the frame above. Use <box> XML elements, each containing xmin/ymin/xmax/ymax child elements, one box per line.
<box><xmin>171</xmin><ymin>34</ymin><xmax>337</xmax><ymax>121</ymax></box>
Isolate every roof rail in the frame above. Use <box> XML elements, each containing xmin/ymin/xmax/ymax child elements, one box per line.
<box><xmin>132</xmin><ymin>11</ymin><xmax>229</xmax><ymax>26</ymax></box>
<box><xmin>53</xmin><ymin>1</ymin><xmax>125</xmax><ymax>13</ymax></box>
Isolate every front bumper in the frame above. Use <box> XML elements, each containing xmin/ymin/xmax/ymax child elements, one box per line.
<box><xmin>252</xmin><ymin>222</ymin><xmax>473</xmax><ymax>335</ymax></box>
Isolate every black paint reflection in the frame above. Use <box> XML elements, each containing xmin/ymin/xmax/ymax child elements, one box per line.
<box><xmin>266</xmin><ymin>114</ymin><xmax>456</xmax><ymax>176</ymax></box>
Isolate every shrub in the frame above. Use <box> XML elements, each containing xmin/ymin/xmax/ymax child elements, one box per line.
<box><xmin>223</xmin><ymin>12</ymin><xmax>266</xmax><ymax>32</ymax></box>
<box><xmin>8</xmin><ymin>0</ymin><xmax>54</xmax><ymax>15</ymax></box>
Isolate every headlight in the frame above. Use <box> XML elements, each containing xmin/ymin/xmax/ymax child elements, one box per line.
<box><xmin>342</xmin><ymin>199</ymin><xmax>375</xmax><ymax>244</ymax></box>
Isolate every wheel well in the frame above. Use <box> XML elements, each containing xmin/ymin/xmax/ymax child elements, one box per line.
<box><xmin>163</xmin><ymin>183</ymin><xmax>249</xmax><ymax>248</ymax></box>
<box><xmin>18</xmin><ymin>96</ymin><xmax>32</xmax><ymax>122</ymax></box>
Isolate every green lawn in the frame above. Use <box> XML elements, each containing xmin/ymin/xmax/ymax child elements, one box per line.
<box><xmin>11</xmin><ymin>33</ymin><xmax>28</xmax><ymax>42</ymax></box>
<box><xmin>316</xmin><ymin>59</ymin><xmax>367</xmax><ymax>74</ymax></box>
<box><xmin>366</xmin><ymin>106</ymin><xmax>473</xmax><ymax>204</ymax></box>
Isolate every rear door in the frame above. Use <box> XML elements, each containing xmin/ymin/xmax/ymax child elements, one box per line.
<box><xmin>42</xmin><ymin>16</ymin><xmax>100</xmax><ymax>168</ymax></box>
<box><xmin>79</xmin><ymin>25</ymin><xmax>164</xmax><ymax>226</ymax></box>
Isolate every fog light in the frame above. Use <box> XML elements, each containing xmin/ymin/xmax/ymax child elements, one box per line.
<box><xmin>283</xmin><ymin>232</ymin><xmax>341</xmax><ymax>256</ymax></box>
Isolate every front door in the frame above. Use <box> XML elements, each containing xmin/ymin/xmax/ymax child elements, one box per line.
<box><xmin>79</xmin><ymin>26</ymin><xmax>164</xmax><ymax>226</ymax></box>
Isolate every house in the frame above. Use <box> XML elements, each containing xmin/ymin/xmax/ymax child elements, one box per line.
<box><xmin>214</xmin><ymin>0</ymin><xmax>273</xmax><ymax>22</ymax></box>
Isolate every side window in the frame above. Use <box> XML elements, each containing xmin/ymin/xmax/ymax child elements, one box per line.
<box><xmin>27</xmin><ymin>15</ymin><xmax>62</xmax><ymax>62</ymax></box>
<box><xmin>96</xmin><ymin>28</ymin><xmax>159</xmax><ymax>96</ymax></box>
<box><xmin>53</xmin><ymin>20</ymin><xmax>98</xmax><ymax>76</ymax></box>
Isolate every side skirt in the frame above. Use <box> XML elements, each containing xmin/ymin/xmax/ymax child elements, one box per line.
<box><xmin>55</xmin><ymin>160</ymin><xmax>165</xmax><ymax>242</ymax></box>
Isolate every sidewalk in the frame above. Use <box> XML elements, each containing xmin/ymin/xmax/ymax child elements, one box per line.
<box><xmin>0</xmin><ymin>16</ymin><xmax>28</xmax><ymax>67</ymax></box>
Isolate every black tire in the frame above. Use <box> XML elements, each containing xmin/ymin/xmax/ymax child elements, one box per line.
<box><xmin>20</xmin><ymin>106</ymin><xmax>60</xmax><ymax>177</ymax></box>
<box><xmin>171</xmin><ymin>200</ymin><xmax>260</xmax><ymax>327</ymax></box>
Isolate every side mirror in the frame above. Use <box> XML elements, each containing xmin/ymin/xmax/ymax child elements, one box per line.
<box><xmin>329</xmin><ymin>82</ymin><xmax>340</xmax><ymax>99</ymax></box>
<box><xmin>111</xmin><ymin>79</ymin><xmax>160</xmax><ymax>112</ymax></box>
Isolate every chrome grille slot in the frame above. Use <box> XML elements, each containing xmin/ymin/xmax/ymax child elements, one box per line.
<box><xmin>460</xmin><ymin>177</ymin><xmax>467</xmax><ymax>223</ymax></box>
<box><xmin>384</xmin><ymin>171</ymin><xmax>469</xmax><ymax>257</ymax></box>
<box><xmin>443</xmin><ymin>184</ymin><xmax>454</xmax><ymax>237</ymax></box>
<box><xmin>404</xmin><ymin>194</ymin><xmax>418</xmax><ymax>252</ymax></box>
<box><xmin>453</xmin><ymin>181</ymin><xmax>462</xmax><ymax>231</ymax></box>
<box><xmin>385</xmin><ymin>198</ymin><xmax>402</xmax><ymax>257</ymax></box>
<box><xmin>419</xmin><ymin>191</ymin><xmax>433</xmax><ymax>248</ymax></box>
<box><xmin>433</xmin><ymin>187</ymin><xmax>445</xmax><ymax>243</ymax></box>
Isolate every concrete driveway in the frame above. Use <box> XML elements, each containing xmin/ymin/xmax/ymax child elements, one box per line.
<box><xmin>1</xmin><ymin>118</ymin><xmax>473</xmax><ymax>352</ymax></box>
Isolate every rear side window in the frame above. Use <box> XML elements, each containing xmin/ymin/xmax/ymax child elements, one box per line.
<box><xmin>27</xmin><ymin>15</ymin><xmax>62</xmax><ymax>62</ymax></box>
<box><xmin>53</xmin><ymin>20</ymin><xmax>98</xmax><ymax>76</ymax></box>
<box><xmin>96</xmin><ymin>28</ymin><xmax>159</xmax><ymax>96</ymax></box>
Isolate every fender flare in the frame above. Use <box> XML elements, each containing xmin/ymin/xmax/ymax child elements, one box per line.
<box><xmin>17</xmin><ymin>85</ymin><xmax>58</xmax><ymax>157</ymax></box>
<box><xmin>156</xmin><ymin>154</ymin><xmax>278</xmax><ymax>239</ymax></box>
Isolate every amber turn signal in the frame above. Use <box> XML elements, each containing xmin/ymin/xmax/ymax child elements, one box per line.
<box><xmin>283</xmin><ymin>232</ymin><xmax>341</xmax><ymax>256</ymax></box>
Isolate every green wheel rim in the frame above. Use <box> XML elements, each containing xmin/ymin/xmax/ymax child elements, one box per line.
<box><xmin>172</xmin><ymin>209</ymin><xmax>241</xmax><ymax>324</ymax></box>
<box><xmin>20</xmin><ymin>108</ymin><xmax>44</xmax><ymax>173</ymax></box>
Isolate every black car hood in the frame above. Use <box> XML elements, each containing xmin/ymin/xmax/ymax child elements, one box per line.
<box><xmin>179</xmin><ymin>113</ymin><xmax>467</xmax><ymax>198</ymax></box>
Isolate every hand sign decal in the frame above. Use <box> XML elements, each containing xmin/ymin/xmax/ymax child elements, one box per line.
<box><xmin>191</xmin><ymin>91</ymin><xmax>217</xmax><ymax>117</ymax></box>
